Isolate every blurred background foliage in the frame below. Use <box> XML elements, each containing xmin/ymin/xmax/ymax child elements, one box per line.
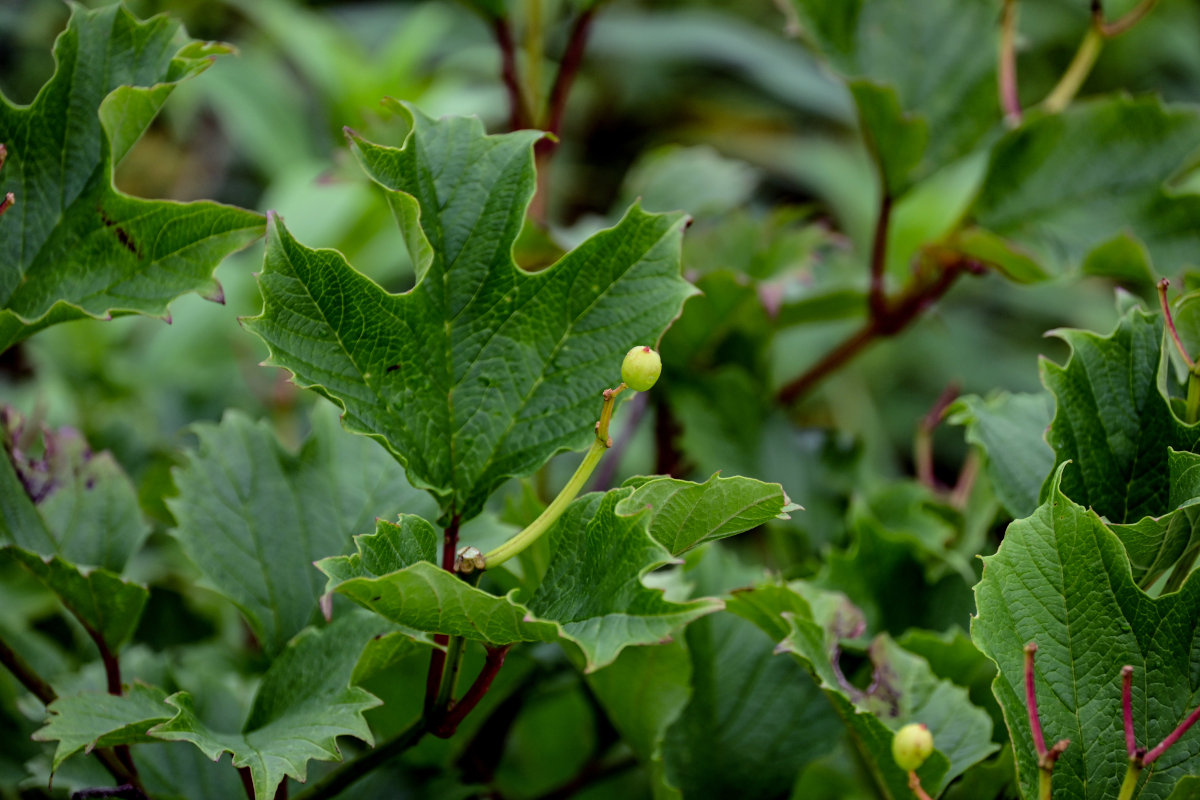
<box><xmin>3</xmin><ymin>0</ymin><xmax>1200</xmax><ymax>797</ymax></box>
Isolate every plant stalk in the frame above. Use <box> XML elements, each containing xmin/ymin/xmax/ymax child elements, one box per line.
<box><xmin>999</xmin><ymin>0</ymin><xmax>1021</xmax><ymax>124</ymax></box>
<box><xmin>483</xmin><ymin>385</ymin><xmax>625</xmax><ymax>568</ymax></box>
<box><xmin>1117</xmin><ymin>761</ymin><xmax>1142</xmax><ymax>800</ymax></box>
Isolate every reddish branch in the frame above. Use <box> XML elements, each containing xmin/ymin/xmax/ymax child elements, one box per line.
<box><xmin>1024</xmin><ymin>643</ymin><xmax>1070</xmax><ymax>773</ymax></box>
<box><xmin>777</xmin><ymin>250</ymin><xmax>978</xmax><ymax>405</ymax></box>
<box><xmin>430</xmin><ymin>644</ymin><xmax>511</xmax><ymax>738</ymax></box>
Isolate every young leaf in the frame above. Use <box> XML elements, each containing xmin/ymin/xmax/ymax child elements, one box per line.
<box><xmin>616</xmin><ymin>473</ymin><xmax>796</xmax><ymax>555</ymax></box>
<box><xmin>973</xmin><ymin>468</ymin><xmax>1200</xmax><ymax>800</ymax></box>
<box><xmin>151</xmin><ymin>615</ymin><xmax>385</xmax><ymax>800</ymax></box>
<box><xmin>948</xmin><ymin>391</ymin><xmax>1054</xmax><ymax>519</ymax></box>
<box><xmin>2</xmin><ymin>408</ymin><xmax>149</xmax><ymax>571</ymax></box>
<box><xmin>33</xmin><ymin>684</ymin><xmax>173</xmax><ymax>771</ymax></box>
<box><xmin>2</xmin><ymin>407</ymin><xmax>148</xmax><ymax>572</ymax></box>
<box><xmin>1040</xmin><ymin>307</ymin><xmax>1200</xmax><ymax>586</ymax></box>
<box><xmin>244</xmin><ymin>106</ymin><xmax>695</xmax><ymax>522</ymax></box>
<box><xmin>168</xmin><ymin>405</ymin><xmax>437</xmax><ymax>655</ymax></box>
<box><xmin>966</xmin><ymin>97</ymin><xmax>1200</xmax><ymax>277</ymax></box>
<box><xmin>728</xmin><ymin>582</ymin><xmax>997</xmax><ymax>798</ymax></box>
<box><xmin>0</xmin><ymin>4</ymin><xmax>264</xmax><ymax>352</ymax></box>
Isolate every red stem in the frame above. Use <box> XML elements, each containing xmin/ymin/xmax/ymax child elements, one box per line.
<box><xmin>431</xmin><ymin>644</ymin><xmax>511</xmax><ymax>738</ymax></box>
<box><xmin>425</xmin><ymin>514</ymin><xmax>462</xmax><ymax>717</ymax></box>
<box><xmin>1159</xmin><ymin>278</ymin><xmax>1195</xmax><ymax>369</ymax></box>
<box><xmin>491</xmin><ymin>18</ymin><xmax>530</xmax><ymax>131</ymax></box>
<box><xmin>1025</xmin><ymin>642</ymin><xmax>1048</xmax><ymax>757</ymax></box>
<box><xmin>868</xmin><ymin>193</ymin><xmax>893</xmax><ymax>320</ymax></box>
<box><xmin>777</xmin><ymin>256</ymin><xmax>971</xmax><ymax>404</ymax></box>
<box><xmin>1101</xmin><ymin>0</ymin><xmax>1158</xmax><ymax>36</ymax></box>
<box><xmin>1123</xmin><ymin>665</ymin><xmax>1137</xmax><ymax>758</ymax></box>
<box><xmin>1144</xmin><ymin>701</ymin><xmax>1200</xmax><ymax>766</ymax></box>
<box><xmin>999</xmin><ymin>0</ymin><xmax>1022</xmax><ymax>124</ymax></box>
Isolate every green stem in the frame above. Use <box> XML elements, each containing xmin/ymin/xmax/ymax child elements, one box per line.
<box><xmin>1042</xmin><ymin>19</ymin><xmax>1102</xmax><ymax>113</ymax></box>
<box><xmin>1117</xmin><ymin>761</ymin><xmax>1142</xmax><ymax>800</ymax></box>
<box><xmin>1186</xmin><ymin>371</ymin><xmax>1200</xmax><ymax>424</ymax></box>
<box><xmin>433</xmin><ymin>635</ymin><xmax>467</xmax><ymax>717</ymax></box>
<box><xmin>483</xmin><ymin>437</ymin><xmax>606</xmax><ymax>567</ymax></box>
<box><xmin>1038</xmin><ymin>769</ymin><xmax>1053</xmax><ymax>800</ymax></box>
<box><xmin>483</xmin><ymin>385</ymin><xmax>625</xmax><ymax>568</ymax></box>
<box><xmin>524</xmin><ymin>0</ymin><xmax>544</xmax><ymax>121</ymax></box>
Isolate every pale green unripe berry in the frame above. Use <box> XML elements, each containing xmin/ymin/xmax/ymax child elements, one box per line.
<box><xmin>892</xmin><ymin>723</ymin><xmax>933</xmax><ymax>772</ymax></box>
<box><xmin>621</xmin><ymin>346</ymin><xmax>661</xmax><ymax>392</ymax></box>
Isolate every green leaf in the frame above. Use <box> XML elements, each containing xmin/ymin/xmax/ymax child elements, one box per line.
<box><xmin>660</xmin><ymin>609</ymin><xmax>841</xmax><ymax>798</ymax></box>
<box><xmin>813</xmin><ymin>482</ymin><xmax>977</xmax><ymax>636</ymax></box>
<box><xmin>0</xmin><ymin>547</ymin><xmax>148</xmax><ymax>653</ymax></box>
<box><xmin>1040</xmin><ymin>307</ymin><xmax>1200</xmax><ymax>586</ymax></box>
<box><xmin>0</xmin><ymin>4</ymin><xmax>264</xmax><ymax>351</ymax></box>
<box><xmin>152</xmin><ymin>615</ymin><xmax>384</xmax><ymax>800</ymax></box>
<box><xmin>728</xmin><ymin>582</ymin><xmax>997</xmax><ymax>798</ymax></box>
<box><xmin>848</xmin><ymin>81</ymin><xmax>928</xmax><ymax>196</ymax></box>
<box><xmin>789</xmin><ymin>0</ymin><xmax>998</xmax><ymax>190</ymax></box>
<box><xmin>585</xmin><ymin>639</ymin><xmax>691</xmax><ymax>793</ymax></box>
<box><xmin>969</xmin><ymin>97</ymin><xmax>1200</xmax><ymax>277</ymax></box>
<box><xmin>616</xmin><ymin>473</ymin><xmax>797</xmax><ymax>555</ymax></box>
<box><xmin>949</xmin><ymin>391</ymin><xmax>1055</xmax><ymax>519</ymax></box>
<box><xmin>316</xmin><ymin>519</ymin><xmax>561</xmax><ymax>647</ymax></box>
<box><xmin>244</xmin><ymin>106</ymin><xmax>695</xmax><ymax>521</ymax></box>
<box><xmin>972</xmin><ymin>468</ymin><xmax>1200</xmax><ymax>800</ymax></box>
<box><xmin>2</xmin><ymin>407</ymin><xmax>147</xmax><ymax>571</ymax></box>
<box><xmin>33</xmin><ymin>684</ymin><xmax>173</xmax><ymax>771</ymax></box>
<box><xmin>527</xmin><ymin>491</ymin><xmax>721</xmax><ymax>671</ymax></box>
<box><xmin>168</xmin><ymin>404</ymin><xmax>437</xmax><ymax>655</ymax></box>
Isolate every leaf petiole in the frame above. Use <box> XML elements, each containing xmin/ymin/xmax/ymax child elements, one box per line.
<box><xmin>481</xmin><ymin>385</ymin><xmax>626</xmax><ymax>569</ymax></box>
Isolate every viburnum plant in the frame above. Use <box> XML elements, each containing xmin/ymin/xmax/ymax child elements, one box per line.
<box><xmin>5</xmin><ymin>1</ymin><xmax>1200</xmax><ymax>800</ymax></box>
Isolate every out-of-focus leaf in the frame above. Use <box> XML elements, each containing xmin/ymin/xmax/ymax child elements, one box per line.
<box><xmin>729</xmin><ymin>582</ymin><xmax>997</xmax><ymax>798</ymax></box>
<box><xmin>2</xmin><ymin>407</ymin><xmax>147</xmax><ymax>571</ymax></box>
<box><xmin>660</xmin><ymin>608</ymin><xmax>840</xmax><ymax>798</ymax></box>
<box><xmin>968</xmin><ymin>98</ymin><xmax>1200</xmax><ymax>277</ymax></box>
<box><xmin>0</xmin><ymin>4</ymin><xmax>264</xmax><ymax>351</ymax></box>
<box><xmin>0</xmin><ymin>548</ymin><xmax>148</xmax><ymax>654</ymax></box>
<box><xmin>168</xmin><ymin>404</ymin><xmax>437</xmax><ymax>655</ymax></box>
<box><xmin>789</xmin><ymin>0</ymin><xmax>999</xmax><ymax>190</ymax></box>
<box><xmin>949</xmin><ymin>392</ymin><xmax>1054</xmax><ymax>519</ymax></box>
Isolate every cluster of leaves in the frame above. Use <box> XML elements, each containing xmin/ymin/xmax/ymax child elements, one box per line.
<box><xmin>5</xmin><ymin>1</ymin><xmax>1200</xmax><ymax>799</ymax></box>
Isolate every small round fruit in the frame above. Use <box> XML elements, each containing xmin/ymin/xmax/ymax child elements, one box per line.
<box><xmin>621</xmin><ymin>346</ymin><xmax>662</xmax><ymax>392</ymax></box>
<box><xmin>892</xmin><ymin>723</ymin><xmax>934</xmax><ymax>772</ymax></box>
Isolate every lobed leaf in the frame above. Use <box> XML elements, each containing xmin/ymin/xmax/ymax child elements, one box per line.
<box><xmin>34</xmin><ymin>684</ymin><xmax>173</xmax><ymax>772</ymax></box>
<box><xmin>0</xmin><ymin>4</ymin><xmax>264</xmax><ymax>351</ymax></box>
<box><xmin>973</xmin><ymin>468</ymin><xmax>1200</xmax><ymax>800</ymax></box>
<box><xmin>244</xmin><ymin>106</ymin><xmax>695</xmax><ymax>522</ymax></box>
<box><xmin>1040</xmin><ymin>307</ymin><xmax>1200</xmax><ymax>586</ymax></box>
<box><xmin>151</xmin><ymin>615</ymin><xmax>385</xmax><ymax>800</ymax></box>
